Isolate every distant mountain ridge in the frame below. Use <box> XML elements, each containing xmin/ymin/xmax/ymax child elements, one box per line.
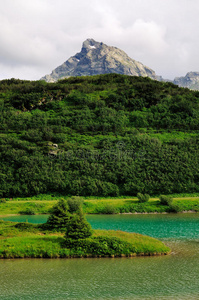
<box><xmin>41</xmin><ymin>39</ymin><xmax>199</xmax><ymax>90</ymax></box>
<box><xmin>173</xmin><ymin>72</ymin><xmax>199</xmax><ymax>90</ymax></box>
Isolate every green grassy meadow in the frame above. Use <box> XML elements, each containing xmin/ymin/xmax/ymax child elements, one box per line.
<box><xmin>0</xmin><ymin>196</ymin><xmax>199</xmax><ymax>215</ymax></box>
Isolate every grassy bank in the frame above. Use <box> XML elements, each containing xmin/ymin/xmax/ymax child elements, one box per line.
<box><xmin>0</xmin><ymin>196</ymin><xmax>199</xmax><ymax>215</ymax></box>
<box><xmin>0</xmin><ymin>221</ymin><xmax>170</xmax><ymax>258</ymax></box>
<box><xmin>83</xmin><ymin>198</ymin><xmax>199</xmax><ymax>214</ymax></box>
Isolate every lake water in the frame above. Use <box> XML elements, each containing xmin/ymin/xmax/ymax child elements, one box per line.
<box><xmin>0</xmin><ymin>213</ymin><xmax>198</xmax><ymax>300</ymax></box>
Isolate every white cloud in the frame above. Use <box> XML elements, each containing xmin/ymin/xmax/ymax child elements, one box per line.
<box><xmin>0</xmin><ymin>0</ymin><xmax>199</xmax><ymax>80</ymax></box>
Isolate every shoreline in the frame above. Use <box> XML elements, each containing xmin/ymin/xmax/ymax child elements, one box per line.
<box><xmin>0</xmin><ymin>210</ymin><xmax>198</xmax><ymax>218</ymax></box>
<box><xmin>0</xmin><ymin>251</ymin><xmax>171</xmax><ymax>259</ymax></box>
<box><xmin>119</xmin><ymin>210</ymin><xmax>198</xmax><ymax>215</ymax></box>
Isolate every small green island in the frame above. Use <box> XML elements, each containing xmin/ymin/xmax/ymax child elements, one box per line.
<box><xmin>0</xmin><ymin>198</ymin><xmax>170</xmax><ymax>259</ymax></box>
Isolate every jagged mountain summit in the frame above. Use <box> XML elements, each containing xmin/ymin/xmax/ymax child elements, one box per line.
<box><xmin>173</xmin><ymin>72</ymin><xmax>199</xmax><ymax>90</ymax></box>
<box><xmin>41</xmin><ymin>39</ymin><xmax>199</xmax><ymax>90</ymax></box>
<box><xmin>41</xmin><ymin>39</ymin><xmax>159</xmax><ymax>82</ymax></box>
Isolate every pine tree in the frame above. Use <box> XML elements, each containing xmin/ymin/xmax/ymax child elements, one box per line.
<box><xmin>45</xmin><ymin>199</ymin><xmax>71</xmax><ymax>231</ymax></box>
<box><xmin>64</xmin><ymin>207</ymin><xmax>93</xmax><ymax>240</ymax></box>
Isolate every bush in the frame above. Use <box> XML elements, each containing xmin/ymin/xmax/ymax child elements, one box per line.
<box><xmin>137</xmin><ymin>193</ymin><xmax>150</xmax><ymax>203</ymax></box>
<box><xmin>167</xmin><ymin>203</ymin><xmax>180</xmax><ymax>213</ymax></box>
<box><xmin>159</xmin><ymin>195</ymin><xmax>173</xmax><ymax>206</ymax></box>
<box><xmin>100</xmin><ymin>204</ymin><xmax>119</xmax><ymax>214</ymax></box>
<box><xmin>63</xmin><ymin>236</ymin><xmax>134</xmax><ymax>256</ymax></box>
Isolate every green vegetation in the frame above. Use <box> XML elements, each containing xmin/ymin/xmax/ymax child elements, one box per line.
<box><xmin>44</xmin><ymin>198</ymin><xmax>71</xmax><ymax>231</ymax></box>
<box><xmin>0</xmin><ymin>197</ymin><xmax>198</xmax><ymax>215</ymax></box>
<box><xmin>0</xmin><ymin>221</ymin><xmax>170</xmax><ymax>258</ymax></box>
<box><xmin>83</xmin><ymin>198</ymin><xmax>199</xmax><ymax>214</ymax></box>
<box><xmin>159</xmin><ymin>195</ymin><xmax>173</xmax><ymax>205</ymax></box>
<box><xmin>0</xmin><ymin>199</ymin><xmax>170</xmax><ymax>258</ymax></box>
<box><xmin>0</xmin><ymin>200</ymin><xmax>53</xmax><ymax>215</ymax></box>
<box><xmin>0</xmin><ymin>74</ymin><xmax>199</xmax><ymax>198</ymax></box>
<box><xmin>137</xmin><ymin>193</ymin><xmax>150</xmax><ymax>203</ymax></box>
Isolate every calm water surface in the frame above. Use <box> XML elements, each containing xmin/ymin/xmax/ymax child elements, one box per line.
<box><xmin>0</xmin><ymin>213</ymin><xmax>198</xmax><ymax>300</ymax></box>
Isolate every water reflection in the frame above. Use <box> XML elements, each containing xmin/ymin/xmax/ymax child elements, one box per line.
<box><xmin>0</xmin><ymin>255</ymin><xmax>198</xmax><ymax>300</ymax></box>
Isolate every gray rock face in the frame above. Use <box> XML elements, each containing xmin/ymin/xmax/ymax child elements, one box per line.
<box><xmin>173</xmin><ymin>72</ymin><xmax>199</xmax><ymax>90</ymax></box>
<box><xmin>41</xmin><ymin>39</ymin><xmax>158</xmax><ymax>82</ymax></box>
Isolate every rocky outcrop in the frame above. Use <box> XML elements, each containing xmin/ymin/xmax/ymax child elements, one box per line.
<box><xmin>41</xmin><ymin>39</ymin><xmax>158</xmax><ymax>82</ymax></box>
<box><xmin>173</xmin><ymin>72</ymin><xmax>199</xmax><ymax>90</ymax></box>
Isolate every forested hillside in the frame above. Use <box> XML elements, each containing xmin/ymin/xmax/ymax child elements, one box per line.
<box><xmin>0</xmin><ymin>74</ymin><xmax>199</xmax><ymax>197</ymax></box>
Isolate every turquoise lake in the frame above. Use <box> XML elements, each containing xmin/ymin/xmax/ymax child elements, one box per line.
<box><xmin>0</xmin><ymin>213</ymin><xmax>198</xmax><ymax>300</ymax></box>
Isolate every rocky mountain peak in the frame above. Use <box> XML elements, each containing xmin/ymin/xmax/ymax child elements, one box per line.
<box><xmin>40</xmin><ymin>39</ymin><xmax>199</xmax><ymax>90</ymax></box>
<box><xmin>41</xmin><ymin>39</ymin><xmax>158</xmax><ymax>82</ymax></box>
<box><xmin>82</xmin><ymin>38</ymin><xmax>101</xmax><ymax>51</ymax></box>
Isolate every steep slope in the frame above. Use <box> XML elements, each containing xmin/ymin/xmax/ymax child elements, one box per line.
<box><xmin>1</xmin><ymin>74</ymin><xmax>199</xmax><ymax>197</ymax></box>
<box><xmin>41</xmin><ymin>39</ymin><xmax>158</xmax><ymax>82</ymax></box>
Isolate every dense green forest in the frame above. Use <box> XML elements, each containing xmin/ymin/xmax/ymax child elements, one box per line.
<box><xmin>0</xmin><ymin>73</ymin><xmax>199</xmax><ymax>197</ymax></box>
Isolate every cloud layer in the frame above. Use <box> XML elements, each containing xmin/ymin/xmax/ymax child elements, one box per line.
<box><xmin>0</xmin><ymin>0</ymin><xmax>199</xmax><ymax>80</ymax></box>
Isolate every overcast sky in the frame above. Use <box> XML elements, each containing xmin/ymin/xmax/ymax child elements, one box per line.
<box><xmin>0</xmin><ymin>0</ymin><xmax>199</xmax><ymax>80</ymax></box>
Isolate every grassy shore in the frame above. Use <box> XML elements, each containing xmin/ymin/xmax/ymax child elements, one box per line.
<box><xmin>0</xmin><ymin>196</ymin><xmax>199</xmax><ymax>215</ymax></box>
<box><xmin>0</xmin><ymin>220</ymin><xmax>170</xmax><ymax>258</ymax></box>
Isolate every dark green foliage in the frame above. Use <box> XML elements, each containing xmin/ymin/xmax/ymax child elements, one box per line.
<box><xmin>45</xmin><ymin>198</ymin><xmax>92</xmax><ymax>240</ymax></box>
<box><xmin>64</xmin><ymin>210</ymin><xmax>93</xmax><ymax>240</ymax></box>
<box><xmin>167</xmin><ymin>203</ymin><xmax>180</xmax><ymax>213</ymax></box>
<box><xmin>63</xmin><ymin>236</ymin><xmax>135</xmax><ymax>256</ymax></box>
<box><xmin>14</xmin><ymin>222</ymin><xmax>37</xmax><ymax>231</ymax></box>
<box><xmin>159</xmin><ymin>195</ymin><xmax>173</xmax><ymax>205</ymax></box>
<box><xmin>45</xmin><ymin>198</ymin><xmax>93</xmax><ymax>239</ymax></box>
<box><xmin>159</xmin><ymin>195</ymin><xmax>178</xmax><ymax>212</ymax></box>
<box><xmin>137</xmin><ymin>193</ymin><xmax>150</xmax><ymax>203</ymax></box>
<box><xmin>0</xmin><ymin>74</ymin><xmax>199</xmax><ymax>197</ymax></box>
<box><xmin>45</xmin><ymin>199</ymin><xmax>70</xmax><ymax>231</ymax></box>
